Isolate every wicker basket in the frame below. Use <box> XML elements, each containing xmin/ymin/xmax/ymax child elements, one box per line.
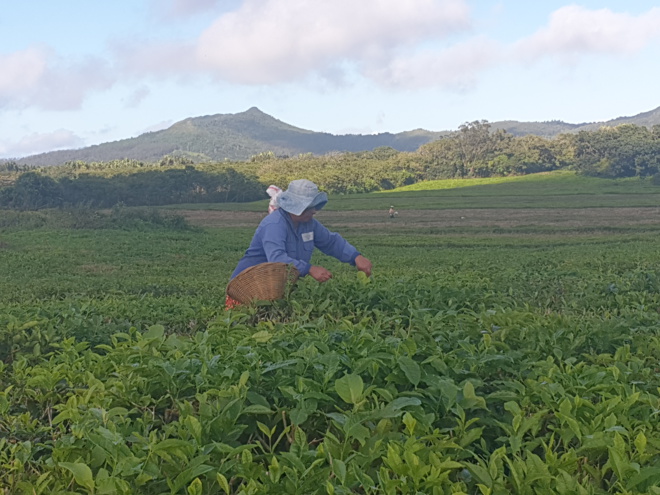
<box><xmin>226</xmin><ymin>262</ymin><xmax>300</xmax><ymax>304</ymax></box>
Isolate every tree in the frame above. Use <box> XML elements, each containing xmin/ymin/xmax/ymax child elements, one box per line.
<box><xmin>572</xmin><ymin>125</ymin><xmax>660</xmax><ymax>178</ymax></box>
<box><xmin>457</xmin><ymin>120</ymin><xmax>496</xmax><ymax>177</ymax></box>
<box><xmin>504</xmin><ymin>135</ymin><xmax>560</xmax><ymax>174</ymax></box>
<box><xmin>417</xmin><ymin>138</ymin><xmax>462</xmax><ymax>179</ymax></box>
<box><xmin>2</xmin><ymin>172</ymin><xmax>63</xmax><ymax>210</ymax></box>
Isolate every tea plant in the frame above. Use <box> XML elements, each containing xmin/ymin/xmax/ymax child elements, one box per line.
<box><xmin>2</xmin><ymin>178</ymin><xmax>660</xmax><ymax>493</ymax></box>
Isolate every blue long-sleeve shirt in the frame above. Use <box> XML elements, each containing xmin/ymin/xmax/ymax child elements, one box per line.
<box><xmin>231</xmin><ymin>208</ymin><xmax>360</xmax><ymax>279</ymax></box>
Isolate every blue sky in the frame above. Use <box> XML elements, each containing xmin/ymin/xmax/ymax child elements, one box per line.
<box><xmin>1</xmin><ymin>0</ymin><xmax>659</xmax><ymax>159</ymax></box>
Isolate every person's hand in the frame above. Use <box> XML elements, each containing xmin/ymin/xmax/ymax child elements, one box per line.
<box><xmin>309</xmin><ymin>265</ymin><xmax>333</xmax><ymax>283</ymax></box>
<box><xmin>355</xmin><ymin>255</ymin><xmax>372</xmax><ymax>277</ymax></box>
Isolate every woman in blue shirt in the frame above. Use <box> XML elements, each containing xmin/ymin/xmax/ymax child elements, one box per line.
<box><xmin>231</xmin><ymin>179</ymin><xmax>373</xmax><ymax>284</ymax></box>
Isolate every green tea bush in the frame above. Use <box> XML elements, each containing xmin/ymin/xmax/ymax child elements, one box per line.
<box><xmin>3</xmin><ymin>180</ymin><xmax>660</xmax><ymax>493</ymax></box>
<box><xmin>0</xmin><ymin>206</ymin><xmax>197</xmax><ymax>231</ymax></box>
<box><xmin>105</xmin><ymin>205</ymin><xmax>198</xmax><ymax>231</ymax></box>
<box><xmin>0</xmin><ymin>210</ymin><xmax>50</xmax><ymax>229</ymax></box>
<box><xmin>650</xmin><ymin>172</ymin><xmax>660</xmax><ymax>186</ymax></box>
<box><xmin>2</xmin><ymin>266</ymin><xmax>660</xmax><ymax>494</ymax></box>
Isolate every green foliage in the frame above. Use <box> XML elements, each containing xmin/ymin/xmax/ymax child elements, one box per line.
<box><xmin>650</xmin><ymin>173</ymin><xmax>660</xmax><ymax>186</ymax></box>
<box><xmin>0</xmin><ymin>172</ymin><xmax>63</xmax><ymax>210</ymax></box>
<box><xmin>0</xmin><ymin>206</ymin><xmax>196</xmax><ymax>231</ymax></box>
<box><xmin>572</xmin><ymin>125</ymin><xmax>660</xmax><ymax>178</ymax></box>
<box><xmin>14</xmin><ymin>108</ymin><xmax>448</xmax><ymax>167</ymax></box>
<box><xmin>5</xmin><ymin>122</ymin><xmax>660</xmax><ymax>209</ymax></box>
<box><xmin>257</xmin><ymin>148</ymin><xmax>423</xmax><ymax>194</ymax></box>
<box><xmin>3</xmin><ymin>178</ymin><xmax>660</xmax><ymax>493</ymax></box>
<box><xmin>13</xmin><ymin>106</ymin><xmax>660</xmax><ymax>169</ymax></box>
<box><xmin>0</xmin><ymin>167</ymin><xmax>264</xmax><ymax>210</ymax></box>
<box><xmin>0</xmin><ymin>160</ymin><xmax>33</xmax><ymax>173</ymax></box>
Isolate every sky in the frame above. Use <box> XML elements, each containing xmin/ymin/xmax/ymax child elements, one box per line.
<box><xmin>1</xmin><ymin>0</ymin><xmax>660</xmax><ymax>159</ymax></box>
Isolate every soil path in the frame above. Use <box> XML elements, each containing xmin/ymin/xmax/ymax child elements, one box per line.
<box><xmin>177</xmin><ymin>207</ymin><xmax>660</xmax><ymax>230</ymax></box>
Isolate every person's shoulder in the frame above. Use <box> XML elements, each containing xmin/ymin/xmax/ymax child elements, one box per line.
<box><xmin>261</xmin><ymin>209</ymin><xmax>288</xmax><ymax>227</ymax></box>
<box><xmin>311</xmin><ymin>218</ymin><xmax>331</xmax><ymax>233</ymax></box>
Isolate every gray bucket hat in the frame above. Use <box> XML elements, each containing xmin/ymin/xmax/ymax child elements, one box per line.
<box><xmin>277</xmin><ymin>179</ymin><xmax>328</xmax><ymax>215</ymax></box>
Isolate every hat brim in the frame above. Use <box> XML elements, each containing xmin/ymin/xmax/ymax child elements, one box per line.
<box><xmin>278</xmin><ymin>191</ymin><xmax>328</xmax><ymax>215</ymax></box>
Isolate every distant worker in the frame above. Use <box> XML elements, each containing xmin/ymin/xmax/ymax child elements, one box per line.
<box><xmin>389</xmin><ymin>205</ymin><xmax>398</xmax><ymax>218</ymax></box>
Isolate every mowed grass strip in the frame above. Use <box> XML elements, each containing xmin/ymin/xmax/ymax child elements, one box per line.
<box><xmin>164</xmin><ymin>170</ymin><xmax>660</xmax><ymax>212</ymax></box>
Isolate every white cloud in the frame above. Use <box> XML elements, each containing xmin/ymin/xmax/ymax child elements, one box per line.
<box><xmin>113</xmin><ymin>40</ymin><xmax>199</xmax><ymax>78</ymax></box>
<box><xmin>515</xmin><ymin>5</ymin><xmax>660</xmax><ymax>63</ymax></box>
<box><xmin>153</xmin><ymin>0</ymin><xmax>224</xmax><ymax>19</ymax></box>
<box><xmin>365</xmin><ymin>36</ymin><xmax>501</xmax><ymax>90</ymax></box>
<box><xmin>124</xmin><ymin>86</ymin><xmax>151</xmax><ymax>108</ymax></box>
<box><xmin>0</xmin><ymin>47</ymin><xmax>115</xmax><ymax>111</ymax></box>
<box><xmin>47</xmin><ymin>0</ymin><xmax>480</xmax><ymax>97</ymax></box>
<box><xmin>20</xmin><ymin>1</ymin><xmax>660</xmax><ymax>119</ymax></box>
<box><xmin>1</xmin><ymin>129</ymin><xmax>84</xmax><ymax>158</ymax></box>
<box><xmin>195</xmin><ymin>0</ymin><xmax>472</xmax><ymax>84</ymax></box>
<box><xmin>32</xmin><ymin>56</ymin><xmax>115</xmax><ymax>111</ymax></box>
<box><xmin>0</xmin><ymin>47</ymin><xmax>49</xmax><ymax>104</ymax></box>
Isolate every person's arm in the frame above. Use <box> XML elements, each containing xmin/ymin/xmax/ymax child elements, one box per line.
<box><xmin>313</xmin><ymin>221</ymin><xmax>372</xmax><ymax>276</ymax></box>
<box><xmin>354</xmin><ymin>255</ymin><xmax>373</xmax><ymax>276</ymax></box>
<box><xmin>261</xmin><ymin>223</ymin><xmax>312</xmax><ymax>277</ymax></box>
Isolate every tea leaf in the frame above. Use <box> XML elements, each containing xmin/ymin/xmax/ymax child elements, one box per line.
<box><xmin>143</xmin><ymin>324</ymin><xmax>165</xmax><ymax>340</ymax></box>
<box><xmin>466</xmin><ymin>463</ymin><xmax>493</xmax><ymax>488</ymax></box>
<box><xmin>289</xmin><ymin>408</ymin><xmax>309</xmax><ymax>425</ymax></box>
<box><xmin>216</xmin><ymin>473</ymin><xmax>230</xmax><ymax>495</ymax></box>
<box><xmin>59</xmin><ymin>462</ymin><xmax>94</xmax><ymax>492</ymax></box>
<box><xmin>185</xmin><ymin>416</ymin><xmax>202</xmax><ymax>445</ymax></box>
<box><xmin>626</xmin><ymin>467</ymin><xmax>660</xmax><ymax>491</ymax></box>
<box><xmin>398</xmin><ymin>356</ymin><xmax>421</xmax><ymax>387</ymax></box>
<box><xmin>335</xmin><ymin>374</ymin><xmax>364</xmax><ymax>405</ymax></box>
<box><xmin>187</xmin><ymin>478</ymin><xmax>203</xmax><ymax>495</ymax></box>
<box><xmin>634</xmin><ymin>432</ymin><xmax>647</xmax><ymax>455</ymax></box>
<box><xmin>251</xmin><ymin>330</ymin><xmax>272</xmax><ymax>343</ymax></box>
<box><xmin>333</xmin><ymin>459</ymin><xmax>347</xmax><ymax>485</ymax></box>
<box><xmin>243</xmin><ymin>404</ymin><xmax>274</xmax><ymax>414</ymax></box>
<box><xmin>357</xmin><ymin>271</ymin><xmax>371</xmax><ymax>285</ymax></box>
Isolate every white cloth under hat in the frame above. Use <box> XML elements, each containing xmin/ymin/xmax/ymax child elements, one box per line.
<box><xmin>266</xmin><ymin>185</ymin><xmax>282</xmax><ymax>214</ymax></box>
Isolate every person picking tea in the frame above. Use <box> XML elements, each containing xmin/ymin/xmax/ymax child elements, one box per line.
<box><xmin>230</xmin><ymin>179</ymin><xmax>372</xmax><ymax>284</ymax></box>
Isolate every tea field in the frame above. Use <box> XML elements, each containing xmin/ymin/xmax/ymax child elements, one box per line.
<box><xmin>1</xmin><ymin>172</ymin><xmax>660</xmax><ymax>494</ymax></box>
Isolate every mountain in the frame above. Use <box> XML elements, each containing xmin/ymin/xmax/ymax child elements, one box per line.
<box><xmin>573</xmin><ymin>106</ymin><xmax>660</xmax><ymax>132</ymax></box>
<box><xmin>14</xmin><ymin>107</ymin><xmax>448</xmax><ymax>167</ymax></box>
<box><xmin>12</xmin><ymin>105</ymin><xmax>660</xmax><ymax>167</ymax></box>
<box><xmin>489</xmin><ymin>120</ymin><xmax>581</xmax><ymax>136</ymax></box>
<box><xmin>490</xmin><ymin>106</ymin><xmax>660</xmax><ymax>137</ymax></box>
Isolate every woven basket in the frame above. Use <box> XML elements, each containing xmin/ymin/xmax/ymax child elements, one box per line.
<box><xmin>226</xmin><ymin>262</ymin><xmax>300</xmax><ymax>304</ymax></box>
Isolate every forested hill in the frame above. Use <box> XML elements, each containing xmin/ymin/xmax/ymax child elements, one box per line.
<box><xmin>14</xmin><ymin>108</ymin><xmax>449</xmax><ymax>167</ymax></box>
<box><xmin>12</xmin><ymin>105</ymin><xmax>660</xmax><ymax>167</ymax></box>
<box><xmin>491</xmin><ymin>106</ymin><xmax>660</xmax><ymax>136</ymax></box>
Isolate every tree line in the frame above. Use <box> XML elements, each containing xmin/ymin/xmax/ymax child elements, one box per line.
<box><xmin>1</xmin><ymin>122</ymin><xmax>660</xmax><ymax>210</ymax></box>
<box><xmin>0</xmin><ymin>167</ymin><xmax>263</xmax><ymax>210</ymax></box>
<box><xmin>254</xmin><ymin>122</ymin><xmax>660</xmax><ymax>192</ymax></box>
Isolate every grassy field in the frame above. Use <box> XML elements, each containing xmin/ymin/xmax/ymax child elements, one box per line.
<box><xmin>1</xmin><ymin>171</ymin><xmax>660</xmax><ymax>494</ymax></box>
<box><xmin>165</xmin><ymin>170</ymin><xmax>660</xmax><ymax>212</ymax></box>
